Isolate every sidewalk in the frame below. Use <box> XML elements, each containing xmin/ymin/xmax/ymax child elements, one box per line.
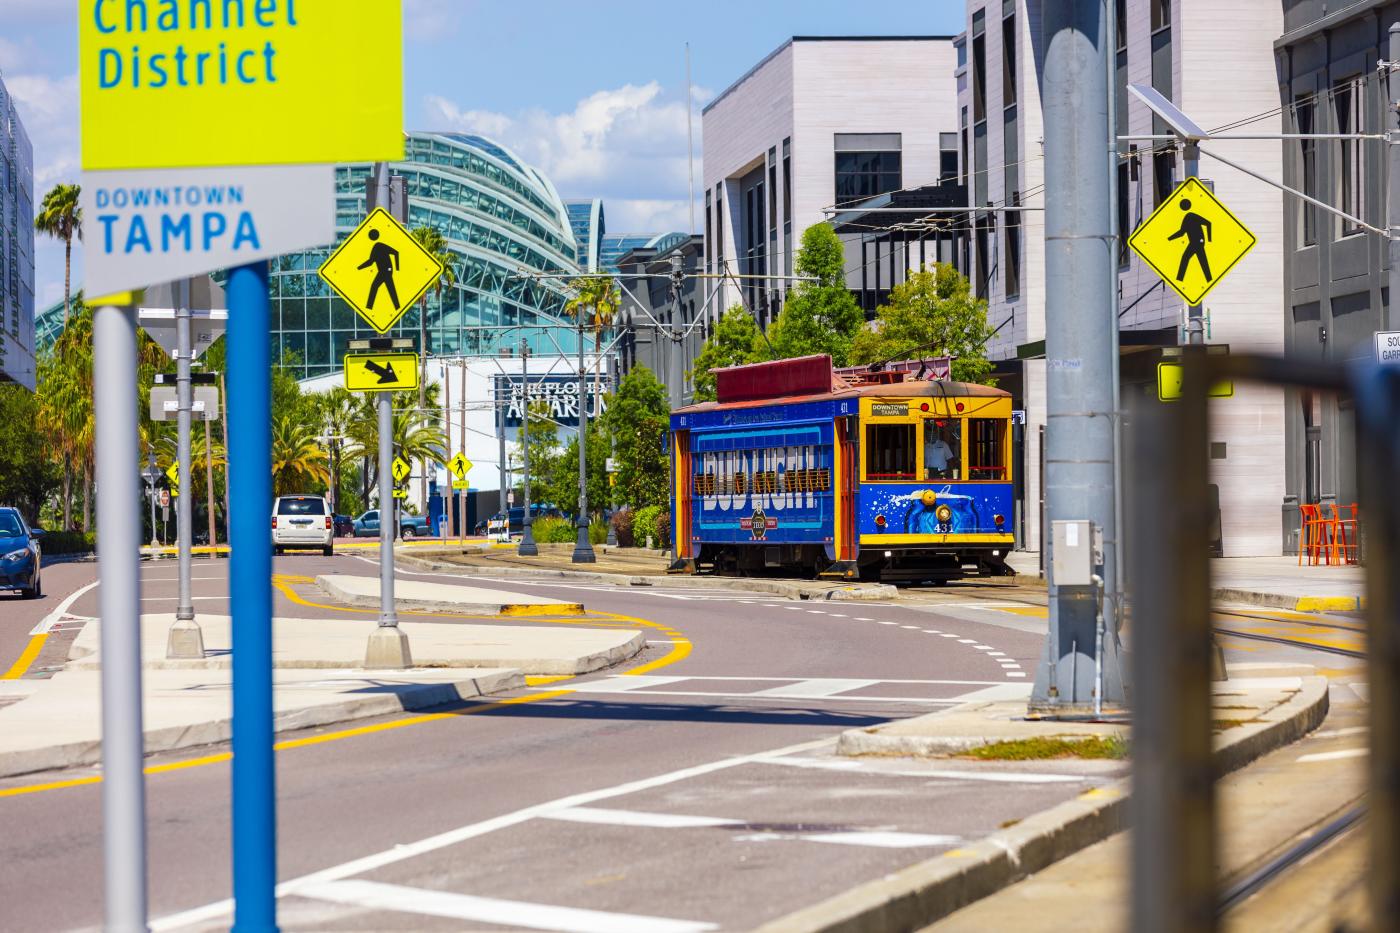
<box><xmin>756</xmin><ymin>662</ymin><xmax>1328</xmax><ymax>933</ymax></box>
<box><xmin>1</xmin><ymin>608</ymin><xmax>644</xmax><ymax>780</ymax></box>
<box><xmin>315</xmin><ymin>574</ymin><xmax>584</xmax><ymax>615</ymax></box>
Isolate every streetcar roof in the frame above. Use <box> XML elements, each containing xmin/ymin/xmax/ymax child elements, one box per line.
<box><xmin>674</xmin><ymin>378</ymin><xmax>1009</xmax><ymax>414</ymax></box>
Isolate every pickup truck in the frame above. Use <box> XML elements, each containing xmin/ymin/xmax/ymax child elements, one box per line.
<box><xmin>350</xmin><ymin>509</ymin><xmax>431</xmax><ymax>539</ymax></box>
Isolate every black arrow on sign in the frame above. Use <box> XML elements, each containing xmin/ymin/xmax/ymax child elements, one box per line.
<box><xmin>364</xmin><ymin>360</ymin><xmax>400</xmax><ymax>385</ymax></box>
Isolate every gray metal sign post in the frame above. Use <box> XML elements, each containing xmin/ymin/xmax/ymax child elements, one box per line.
<box><xmin>518</xmin><ymin>338</ymin><xmax>539</xmax><ymax>557</ymax></box>
<box><xmin>1029</xmin><ymin>0</ymin><xmax>1126</xmax><ymax>713</ymax></box>
<box><xmin>573</xmin><ymin>320</ymin><xmax>596</xmax><ymax>563</ymax></box>
<box><xmin>167</xmin><ymin>278</ymin><xmax>204</xmax><ymax>659</ymax></box>
<box><xmin>94</xmin><ymin>298</ymin><xmax>150</xmax><ymax>932</ymax></box>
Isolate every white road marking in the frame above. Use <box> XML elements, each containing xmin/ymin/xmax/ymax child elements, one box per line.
<box><xmin>939</xmin><ymin>634</ymin><xmax>960</xmax><ymax>638</ymax></box>
<box><xmin>855</xmin><ymin>618</ymin><xmax>874</xmax><ymax>621</ymax></box>
<box><xmin>757</xmin><ymin>755</ymin><xmax>1088</xmax><ymax>783</ymax></box>
<box><xmin>829</xmin><ymin>613</ymin><xmax>847</xmax><ymax>618</ymax></box>
<box><xmin>1312</xmin><ymin>726</ymin><xmax>1367</xmax><ymax>739</ymax></box>
<box><xmin>801</xmin><ymin>831</ymin><xmax>961</xmax><ymax>848</ymax></box>
<box><xmin>1297</xmin><ymin>748</ymin><xmax>1367</xmax><ymax>763</ymax></box>
<box><xmin>140</xmin><ymin>595</ymin><xmax>230</xmax><ymax>602</ymax></box>
<box><xmin>806</xmin><ymin>610</ymin><xmax>826</xmax><ymax>614</ymax></box>
<box><xmin>901</xmin><ymin>625</ymin><xmax>920</xmax><ymax>630</ymax></box>
<box><xmin>750</xmin><ymin>679</ymin><xmax>879</xmax><ymax>698</ymax></box>
<box><xmin>877</xmin><ymin>621</ymin><xmax>898</xmax><ymax>626</ymax></box>
<box><xmin>150</xmin><ymin>736</ymin><xmax>833</xmax><ymax>931</ymax></box>
<box><xmin>972</xmin><ymin>645</ymin><xmax>994</xmax><ymax>650</ymax></box>
<box><xmin>987</xmin><ymin>652</ymin><xmax>1006</xmax><ymax>657</ymax></box>
<box><xmin>922</xmin><ymin>630</ymin><xmax>940</xmax><ymax>634</ymax></box>
<box><xmin>958</xmin><ymin>639</ymin><xmax>977</xmax><ymax>644</ymax></box>
<box><xmin>1006</xmin><ymin>672</ymin><xmax>1027</xmax><ymax>678</ymax></box>
<box><xmin>575</xmin><ymin>675</ymin><xmax>690</xmax><ymax>692</ymax></box>
<box><xmin>29</xmin><ymin>579</ymin><xmax>101</xmax><ymax>635</ymax></box>
<box><xmin>542</xmin><ymin>807</ymin><xmax>739</xmax><ymax>829</ymax></box>
<box><xmin>294</xmin><ymin>880</ymin><xmax>717</xmax><ymax>933</ymax></box>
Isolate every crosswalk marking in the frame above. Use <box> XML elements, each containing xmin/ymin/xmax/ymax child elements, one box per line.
<box><xmin>750</xmin><ymin>679</ymin><xmax>879</xmax><ymax>698</ymax></box>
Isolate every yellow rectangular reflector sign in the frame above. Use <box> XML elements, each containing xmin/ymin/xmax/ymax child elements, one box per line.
<box><xmin>79</xmin><ymin>0</ymin><xmax>404</xmax><ymax>170</ymax></box>
<box><xmin>344</xmin><ymin>353</ymin><xmax>419</xmax><ymax>393</ymax></box>
<box><xmin>1157</xmin><ymin>362</ymin><xmax>1234</xmax><ymax>401</ymax></box>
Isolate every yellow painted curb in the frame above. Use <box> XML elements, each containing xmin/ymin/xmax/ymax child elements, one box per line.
<box><xmin>500</xmin><ymin>602</ymin><xmax>586</xmax><ymax>617</ymax></box>
<box><xmin>1295</xmin><ymin>596</ymin><xmax>1364</xmax><ymax>612</ymax></box>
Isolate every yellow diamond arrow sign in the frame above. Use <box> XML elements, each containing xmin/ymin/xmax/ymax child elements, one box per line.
<box><xmin>1128</xmin><ymin>177</ymin><xmax>1256</xmax><ymax>306</ymax></box>
<box><xmin>319</xmin><ymin>207</ymin><xmax>445</xmax><ymax>334</ymax></box>
<box><xmin>391</xmin><ymin>456</ymin><xmax>412</xmax><ymax>484</ymax></box>
<box><xmin>447</xmin><ymin>453</ymin><xmax>472</xmax><ymax>479</ymax></box>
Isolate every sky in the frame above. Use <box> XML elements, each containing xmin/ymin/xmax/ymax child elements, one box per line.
<box><xmin>2</xmin><ymin>0</ymin><xmax>964</xmax><ymax>311</ymax></box>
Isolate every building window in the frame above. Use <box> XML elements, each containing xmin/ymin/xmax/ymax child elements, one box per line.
<box><xmin>939</xmin><ymin>132</ymin><xmax>959</xmax><ymax>182</ymax></box>
<box><xmin>956</xmin><ymin>38</ymin><xmax>967</xmax><ymax>69</ymax></box>
<box><xmin>715</xmin><ymin>184</ymin><xmax>724</xmax><ymax>268</ymax></box>
<box><xmin>1151</xmin><ymin>0</ymin><xmax>1170</xmax><ymax>31</ymax></box>
<box><xmin>974</xmin><ymin>215</ymin><xmax>992</xmax><ymax>299</ymax></box>
<box><xmin>1153</xmin><ymin>149</ymin><xmax>1175</xmax><ymax>208</ymax></box>
<box><xmin>768</xmin><ymin>146</ymin><xmax>778</xmax><ymax>249</ymax></box>
<box><xmin>704</xmin><ymin>191</ymin><xmax>713</xmax><ymax>272</ymax></box>
<box><xmin>1295</xmin><ymin>94</ymin><xmax>1316</xmax><ymax>246</ymax></box>
<box><xmin>834</xmin><ymin>133</ymin><xmax>902</xmax><ymax>205</ymax></box>
<box><xmin>1335</xmin><ymin>77</ymin><xmax>1364</xmax><ymax>236</ymax></box>
<box><xmin>972</xmin><ymin>12</ymin><xmax>987</xmax><ymax>124</ymax></box>
<box><xmin>1005</xmin><ymin>200</ymin><xmax>1021</xmax><ymax>299</ymax></box>
<box><xmin>1116</xmin><ymin>0</ymin><xmax>1128</xmax><ymax>49</ymax></box>
<box><xmin>782</xmin><ymin>137</ymin><xmax>792</xmax><ymax>276</ymax></box>
<box><xmin>1002</xmin><ymin>14</ymin><xmax>1017</xmax><ymax>107</ymax></box>
<box><xmin>1117</xmin><ymin>162</ymin><xmax>1131</xmax><ymax>265</ymax></box>
<box><xmin>960</xmin><ymin>107</ymin><xmax>970</xmax><ymax>185</ymax></box>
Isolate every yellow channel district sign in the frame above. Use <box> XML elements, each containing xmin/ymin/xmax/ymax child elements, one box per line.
<box><xmin>79</xmin><ymin>0</ymin><xmax>403</xmax><ymax>170</ymax></box>
<box><xmin>344</xmin><ymin>353</ymin><xmax>419</xmax><ymax>392</ymax></box>
<box><xmin>319</xmin><ymin>208</ymin><xmax>445</xmax><ymax>334</ymax></box>
<box><xmin>1127</xmin><ymin>178</ymin><xmax>1257</xmax><ymax>306</ymax></box>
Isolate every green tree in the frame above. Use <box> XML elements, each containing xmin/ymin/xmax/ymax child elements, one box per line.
<box><xmin>766</xmin><ymin>223</ymin><xmax>863</xmax><ymax>365</ymax></box>
<box><xmin>605</xmin><ymin>365</ymin><xmax>670</xmax><ymax>511</ymax></box>
<box><xmin>565</xmin><ymin>274</ymin><xmax>621</xmax><ymax>401</ymax></box>
<box><xmin>0</xmin><ymin>386</ymin><xmax>60</xmax><ymax>521</ymax></box>
<box><xmin>521</xmin><ymin>399</ymin><xmax>559</xmax><ymax>506</ymax></box>
<box><xmin>341</xmin><ymin>385</ymin><xmax>444</xmax><ymax>503</ymax></box>
<box><xmin>689</xmin><ymin>304</ymin><xmax>766</xmax><ymax>402</ymax></box>
<box><xmin>549</xmin><ymin>420</ymin><xmax>610</xmax><ymax>518</ymax></box>
<box><xmin>35</xmin><ymin>183</ymin><xmax>82</xmax><ymax>330</ymax></box>
<box><xmin>849</xmin><ymin>263</ymin><xmax>996</xmax><ymax>384</ymax></box>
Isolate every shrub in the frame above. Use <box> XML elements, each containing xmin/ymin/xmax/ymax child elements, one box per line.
<box><xmin>656</xmin><ymin>509</ymin><xmax>671</xmax><ymax>548</ymax></box>
<box><xmin>633</xmin><ymin>505</ymin><xmax>662</xmax><ymax>549</ymax></box>
<box><xmin>610</xmin><ymin>508</ymin><xmax>634</xmax><ymax>547</ymax></box>
<box><xmin>40</xmin><ymin>530</ymin><xmax>97</xmax><ymax>555</ymax></box>
<box><xmin>531</xmin><ymin>516</ymin><xmax>575</xmax><ymax>544</ymax></box>
<box><xmin>589</xmin><ymin>518</ymin><xmax>608</xmax><ymax>545</ymax></box>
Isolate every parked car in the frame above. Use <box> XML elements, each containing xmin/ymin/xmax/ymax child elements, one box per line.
<box><xmin>333</xmin><ymin>514</ymin><xmax>354</xmax><ymax>537</ymax></box>
<box><xmin>0</xmin><ymin>507</ymin><xmax>43</xmax><ymax>599</ymax></box>
<box><xmin>271</xmin><ymin>494</ymin><xmax>333</xmax><ymax>556</ymax></box>
<box><xmin>351</xmin><ymin>509</ymin><xmax>430</xmax><ymax>538</ymax></box>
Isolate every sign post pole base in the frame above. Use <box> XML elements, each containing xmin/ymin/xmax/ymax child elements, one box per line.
<box><xmin>165</xmin><ymin>618</ymin><xmax>206</xmax><ymax>660</ymax></box>
<box><xmin>364</xmin><ymin>625</ymin><xmax>413</xmax><ymax>670</ymax></box>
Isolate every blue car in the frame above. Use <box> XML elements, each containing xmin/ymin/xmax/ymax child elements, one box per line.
<box><xmin>0</xmin><ymin>507</ymin><xmax>43</xmax><ymax>599</ymax></box>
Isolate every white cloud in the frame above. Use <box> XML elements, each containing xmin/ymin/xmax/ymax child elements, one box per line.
<box><xmin>404</xmin><ymin>0</ymin><xmax>466</xmax><ymax>41</ymax></box>
<box><xmin>424</xmin><ymin>81</ymin><xmax>705</xmax><ymax>232</ymax></box>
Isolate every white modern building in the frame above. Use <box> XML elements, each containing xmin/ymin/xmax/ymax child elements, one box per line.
<box><xmin>701</xmin><ymin>36</ymin><xmax>961</xmax><ymax>327</ymax></box>
<box><xmin>959</xmin><ymin>0</ymin><xmax>1286</xmax><ymax>556</ymax></box>
<box><xmin>0</xmin><ymin>72</ymin><xmax>35</xmax><ymax>390</ymax></box>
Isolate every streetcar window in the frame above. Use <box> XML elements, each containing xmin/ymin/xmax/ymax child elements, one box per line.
<box><xmin>968</xmin><ymin>419</ymin><xmax>1008</xmax><ymax>480</ymax></box>
<box><xmin>924</xmin><ymin>419</ymin><xmax>962</xmax><ymax>480</ymax></box>
<box><xmin>866</xmin><ymin>424</ymin><xmax>916</xmax><ymax>480</ymax></box>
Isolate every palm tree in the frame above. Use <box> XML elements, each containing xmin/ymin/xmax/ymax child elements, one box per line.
<box><xmin>307</xmin><ymin>386</ymin><xmax>358</xmax><ymax>513</ymax></box>
<box><xmin>565</xmin><ymin>275</ymin><xmax>620</xmax><ymax>408</ymax></box>
<box><xmin>35</xmin><ymin>184</ymin><xmax>82</xmax><ymax>330</ymax></box>
<box><xmin>342</xmin><ymin>388</ymin><xmax>446</xmax><ymax>506</ymax></box>
<box><xmin>410</xmin><ymin>225</ymin><xmax>457</xmax><ymax>507</ymax></box>
<box><xmin>270</xmin><ymin>414</ymin><xmax>330</xmax><ymax>497</ymax></box>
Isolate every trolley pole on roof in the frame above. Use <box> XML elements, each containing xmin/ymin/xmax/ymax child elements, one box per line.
<box><xmin>1029</xmin><ymin>0</ymin><xmax>1127</xmax><ymax>715</ymax></box>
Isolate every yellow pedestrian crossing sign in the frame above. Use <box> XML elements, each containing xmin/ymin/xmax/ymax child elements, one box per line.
<box><xmin>344</xmin><ymin>353</ymin><xmax>419</xmax><ymax>393</ymax></box>
<box><xmin>447</xmin><ymin>453</ymin><xmax>472</xmax><ymax>480</ymax></box>
<box><xmin>318</xmin><ymin>207</ymin><xmax>445</xmax><ymax>334</ymax></box>
<box><xmin>392</xmin><ymin>456</ymin><xmax>411</xmax><ymax>484</ymax></box>
<box><xmin>166</xmin><ymin>462</ymin><xmax>179</xmax><ymax>491</ymax></box>
<box><xmin>1128</xmin><ymin>178</ymin><xmax>1256</xmax><ymax>306</ymax></box>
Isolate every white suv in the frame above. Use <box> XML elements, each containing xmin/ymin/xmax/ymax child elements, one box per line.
<box><xmin>271</xmin><ymin>495</ymin><xmax>334</xmax><ymax>556</ymax></box>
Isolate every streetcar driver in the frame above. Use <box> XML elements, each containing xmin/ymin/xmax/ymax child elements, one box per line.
<box><xmin>924</xmin><ymin>420</ymin><xmax>959</xmax><ymax>480</ymax></box>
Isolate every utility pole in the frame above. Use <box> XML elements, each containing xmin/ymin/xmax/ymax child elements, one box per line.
<box><xmin>168</xmin><ymin>277</ymin><xmax>204</xmax><ymax>659</ymax></box>
<box><xmin>445</xmin><ymin>361</ymin><xmax>454</xmax><ymax>543</ymax></box>
<box><xmin>365</xmin><ymin>162</ymin><xmax>412</xmax><ymax>669</ymax></box>
<box><xmin>1389</xmin><ymin>23</ymin><xmax>1400</xmax><ymax>333</ymax></box>
<box><xmin>1184</xmin><ymin>141</ymin><xmax>1205</xmax><ymax>345</ymax></box>
<box><xmin>144</xmin><ymin>447</ymin><xmax>159</xmax><ymax>548</ymax></box>
<box><xmin>518</xmin><ymin>338</ymin><xmax>538</xmax><ymax>556</ymax></box>
<box><xmin>497</xmin><ymin>371</ymin><xmax>508</xmax><ymax>523</ymax></box>
<box><xmin>573</xmin><ymin>317</ymin><xmax>597</xmax><ymax>563</ymax></box>
<box><xmin>605</xmin><ymin>354</ymin><xmax>618</xmax><ymax>547</ymax></box>
<box><xmin>668</xmin><ymin>253</ymin><xmax>685</xmax><ymax>411</ymax></box>
<box><xmin>1029</xmin><ymin>0</ymin><xmax>1126</xmax><ymax>714</ymax></box>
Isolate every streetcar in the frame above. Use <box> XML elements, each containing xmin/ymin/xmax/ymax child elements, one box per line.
<box><xmin>669</xmin><ymin>355</ymin><xmax>1014</xmax><ymax>582</ymax></box>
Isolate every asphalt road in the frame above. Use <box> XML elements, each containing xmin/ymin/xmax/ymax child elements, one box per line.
<box><xmin>0</xmin><ymin>549</ymin><xmax>1115</xmax><ymax>932</ymax></box>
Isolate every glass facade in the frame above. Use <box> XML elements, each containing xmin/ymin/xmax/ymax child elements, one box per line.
<box><xmin>598</xmin><ymin>232</ymin><xmax>689</xmax><ymax>273</ymax></box>
<box><xmin>0</xmin><ymin>76</ymin><xmax>34</xmax><ymax>389</ymax></box>
<box><xmin>274</xmin><ymin>132</ymin><xmax>586</xmax><ymax>380</ymax></box>
<box><xmin>564</xmin><ymin>198</ymin><xmax>604</xmax><ymax>272</ymax></box>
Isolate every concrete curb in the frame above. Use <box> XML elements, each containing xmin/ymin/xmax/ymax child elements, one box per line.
<box><xmin>397</xmin><ymin>550</ymin><xmax>898</xmax><ymax>602</ymax></box>
<box><xmin>754</xmin><ymin>676</ymin><xmax>1330</xmax><ymax>933</ymax></box>
<box><xmin>0</xmin><ymin>668</ymin><xmax>523</xmax><ymax>781</ymax></box>
<box><xmin>315</xmin><ymin>574</ymin><xmax>585</xmax><ymax>617</ymax></box>
<box><xmin>1212</xmin><ymin>586</ymin><xmax>1365</xmax><ymax>612</ymax></box>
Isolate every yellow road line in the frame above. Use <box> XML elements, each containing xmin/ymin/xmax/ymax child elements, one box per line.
<box><xmin>1</xmin><ymin>581</ymin><xmax>689</xmax><ymax>799</ymax></box>
<box><xmin>2</xmin><ymin>633</ymin><xmax>48</xmax><ymax>680</ymax></box>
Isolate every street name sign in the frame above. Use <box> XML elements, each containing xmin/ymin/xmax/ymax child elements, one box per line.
<box><xmin>447</xmin><ymin>453</ymin><xmax>472</xmax><ymax>479</ymax></box>
<box><xmin>391</xmin><ymin>456</ymin><xmax>411</xmax><ymax>484</ymax></box>
<box><xmin>1157</xmin><ymin>362</ymin><xmax>1235</xmax><ymax>402</ymax></box>
<box><xmin>319</xmin><ymin>208</ymin><xmax>445</xmax><ymax>333</ymax></box>
<box><xmin>78</xmin><ymin>0</ymin><xmax>403</xmax><ymax>171</ymax></box>
<box><xmin>82</xmin><ymin>165</ymin><xmax>335</xmax><ymax>295</ymax></box>
<box><xmin>1375</xmin><ymin>331</ymin><xmax>1400</xmax><ymax>364</ymax></box>
<box><xmin>1128</xmin><ymin>177</ymin><xmax>1257</xmax><ymax>306</ymax></box>
<box><xmin>344</xmin><ymin>353</ymin><xmax>420</xmax><ymax>392</ymax></box>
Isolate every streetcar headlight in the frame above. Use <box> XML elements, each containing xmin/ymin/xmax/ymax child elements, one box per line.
<box><xmin>994</xmin><ymin>513</ymin><xmax>1006</xmax><ymax>528</ymax></box>
<box><xmin>920</xmin><ymin>489</ymin><xmax>936</xmax><ymax>507</ymax></box>
<box><xmin>935</xmin><ymin>504</ymin><xmax>952</xmax><ymax>523</ymax></box>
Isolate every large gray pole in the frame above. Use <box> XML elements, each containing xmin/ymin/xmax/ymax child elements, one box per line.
<box><xmin>518</xmin><ymin>338</ymin><xmax>538</xmax><ymax>556</ymax></box>
<box><xmin>668</xmin><ymin>255</ymin><xmax>684</xmax><ymax>411</ymax></box>
<box><xmin>573</xmin><ymin>320</ymin><xmax>597</xmax><ymax>562</ymax></box>
<box><xmin>94</xmin><ymin>299</ymin><xmax>150</xmax><ymax>933</ymax></box>
<box><xmin>167</xmin><ymin>278</ymin><xmax>204</xmax><ymax>659</ymax></box>
<box><xmin>1389</xmin><ymin>24</ymin><xmax>1400</xmax><ymax>333</ymax></box>
<box><xmin>365</xmin><ymin>163</ymin><xmax>411</xmax><ymax>669</ymax></box>
<box><xmin>497</xmin><ymin>383</ymin><xmax>508</xmax><ymax>520</ymax></box>
<box><xmin>1030</xmin><ymin>0</ymin><xmax>1126</xmax><ymax>713</ymax></box>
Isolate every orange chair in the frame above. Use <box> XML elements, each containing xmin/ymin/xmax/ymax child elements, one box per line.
<box><xmin>1298</xmin><ymin>503</ymin><xmax>1328</xmax><ymax>566</ymax></box>
<box><xmin>1327</xmin><ymin>503</ymin><xmax>1360</xmax><ymax>565</ymax></box>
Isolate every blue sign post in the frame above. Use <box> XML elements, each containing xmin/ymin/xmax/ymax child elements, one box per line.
<box><xmin>226</xmin><ymin>261</ymin><xmax>277</xmax><ymax>932</ymax></box>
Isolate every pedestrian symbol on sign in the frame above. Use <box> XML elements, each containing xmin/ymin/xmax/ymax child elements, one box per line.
<box><xmin>1127</xmin><ymin>178</ymin><xmax>1256</xmax><ymax>306</ymax></box>
<box><xmin>318</xmin><ymin>207</ymin><xmax>445</xmax><ymax>333</ymax></box>
<box><xmin>358</xmin><ymin>229</ymin><xmax>401</xmax><ymax>311</ymax></box>
<box><xmin>1167</xmin><ymin>199</ymin><xmax>1212</xmax><ymax>283</ymax></box>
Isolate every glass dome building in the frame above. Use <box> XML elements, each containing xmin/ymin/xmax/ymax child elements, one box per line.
<box><xmin>273</xmin><ymin>132</ymin><xmax>585</xmax><ymax>380</ymax></box>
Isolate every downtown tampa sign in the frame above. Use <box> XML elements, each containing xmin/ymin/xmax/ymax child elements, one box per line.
<box><xmin>78</xmin><ymin>0</ymin><xmax>404</xmax><ymax>294</ymax></box>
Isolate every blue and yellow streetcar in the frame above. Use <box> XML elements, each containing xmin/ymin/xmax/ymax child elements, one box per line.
<box><xmin>669</xmin><ymin>355</ymin><xmax>1015</xmax><ymax>582</ymax></box>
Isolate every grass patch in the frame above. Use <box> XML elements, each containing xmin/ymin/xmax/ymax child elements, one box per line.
<box><xmin>962</xmin><ymin>735</ymin><xmax>1130</xmax><ymax>761</ymax></box>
